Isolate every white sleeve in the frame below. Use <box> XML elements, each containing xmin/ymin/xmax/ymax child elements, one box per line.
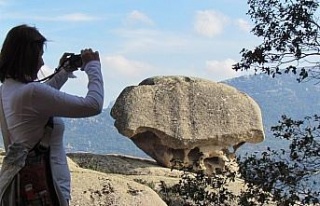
<box><xmin>31</xmin><ymin>61</ymin><xmax>104</xmax><ymax>118</ymax></box>
<box><xmin>44</xmin><ymin>69</ymin><xmax>69</xmax><ymax>90</ymax></box>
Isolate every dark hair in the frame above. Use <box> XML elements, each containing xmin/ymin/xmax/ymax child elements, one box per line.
<box><xmin>0</xmin><ymin>24</ymin><xmax>47</xmax><ymax>83</ymax></box>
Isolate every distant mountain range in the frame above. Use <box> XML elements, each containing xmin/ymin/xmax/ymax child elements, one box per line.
<box><xmin>224</xmin><ymin>73</ymin><xmax>320</xmax><ymax>154</ymax></box>
<box><xmin>62</xmin><ymin>106</ymin><xmax>150</xmax><ymax>158</ymax></box>
<box><xmin>1</xmin><ymin>73</ymin><xmax>319</xmax><ymax>158</ymax></box>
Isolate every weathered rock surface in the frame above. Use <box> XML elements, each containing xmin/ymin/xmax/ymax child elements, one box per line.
<box><xmin>0</xmin><ymin>151</ymin><xmax>248</xmax><ymax>206</ymax></box>
<box><xmin>0</xmin><ymin>151</ymin><xmax>264</xmax><ymax>206</ymax></box>
<box><xmin>0</xmin><ymin>150</ymin><xmax>171</xmax><ymax>206</ymax></box>
<box><xmin>68</xmin><ymin>156</ymin><xmax>168</xmax><ymax>206</ymax></box>
<box><xmin>111</xmin><ymin>76</ymin><xmax>265</xmax><ymax>174</ymax></box>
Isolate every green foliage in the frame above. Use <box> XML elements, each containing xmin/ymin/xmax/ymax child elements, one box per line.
<box><xmin>231</xmin><ymin>4</ymin><xmax>320</xmax><ymax>203</ymax></box>
<box><xmin>75</xmin><ymin>154</ymin><xmax>102</xmax><ymax>171</ymax></box>
<box><xmin>233</xmin><ymin>0</ymin><xmax>320</xmax><ymax>81</ymax></box>
<box><xmin>239</xmin><ymin>115</ymin><xmax>320</xmax><ymax>205</ymax></box>
<box><xmin>159</xmin><ymin>169</ymin><xmax>238</xmax><ymax>206</ymax></box>
<box><xmin>133</xmin><ymin>178</ymin><xmax>156</xmax><ymax>190</ymax></box>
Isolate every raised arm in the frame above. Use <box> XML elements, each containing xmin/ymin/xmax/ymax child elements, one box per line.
<box><xmin>44</xmin><ymin>69</ymin><xmax>69</xmax><ymax>90</ymax></box>
<box><xmin>31</xmin><ymin>49</ymin><xmax>104</xmax><ymax>118</ymax></box>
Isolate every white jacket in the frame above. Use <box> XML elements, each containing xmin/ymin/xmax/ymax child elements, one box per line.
<box><xmin>0</xmin><ymin>60</ymin><xmax>104</xmax><ymax>205</ymax></box>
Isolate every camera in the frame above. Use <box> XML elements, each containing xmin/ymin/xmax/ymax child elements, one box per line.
<box><xmin>66</xmin><ymin>53</ymin><xmax>82</xmax><ymax>69</ymax></box>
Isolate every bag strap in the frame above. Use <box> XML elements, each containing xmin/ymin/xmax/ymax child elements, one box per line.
<box><xmin>0</xmin><ymin>87</ymin><xmax>11</xmax><ymax>152</ymax></box>
<box><xmin>39</xmin><ymin>117</ymin><xmax>53</xmax><ymax>149</ymax></box>
<box><xmin>0</xmin><ymin>86</ymin><xmax>53</xmax><ymax>152</ymax></box>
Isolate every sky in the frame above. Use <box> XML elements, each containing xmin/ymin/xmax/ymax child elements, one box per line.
<box><xmin>0</xmin><ymin>0</ymin><xmax>259</xmax><ymax>108</ymax></box>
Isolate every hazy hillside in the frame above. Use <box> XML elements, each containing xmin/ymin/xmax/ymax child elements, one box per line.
<box><xmin>0</xmin><ymin>73</ymin><xmax>319</xmax><ymax>157</ymax></box>
<box><xmin>224</xmin><ymin>73</ymin><xmax>320</xmax><ymax>154</ymax></box>
<box><xmin>63</xmin><ymin>108</ymin><xmax>150</xmax><ymax>158</ymax></box>
<box><xmin>225</xmin><ymin>73</ymin><xmax>320</xmax><ymax>122</ymax></box>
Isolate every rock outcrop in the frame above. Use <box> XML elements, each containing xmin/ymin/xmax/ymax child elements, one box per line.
<box><xmin>67</xmin><ymin>154</ymin><xmax>169</xmax><ymax>206</ymax></box>
<box><xmin>111</xmin><ymin>76</ymin><xmax>265</xmax><ymax>175</ymax></box>
<box><xmin>0</xmin><ymin>151</ymin><xmax>258</xmax><ymax>206</ymax></box>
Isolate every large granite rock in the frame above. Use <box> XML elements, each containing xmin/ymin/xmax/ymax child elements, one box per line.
<box><xmin>111</xmin><ymin>76</ymin><xmax>265</xmax><ymax>174</ymax></box>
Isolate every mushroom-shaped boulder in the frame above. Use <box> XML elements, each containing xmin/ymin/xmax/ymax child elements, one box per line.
<box><xmin>111</xmin><ymin>76</ymin><xmax>265</xmax><ymax>174</ymax></box>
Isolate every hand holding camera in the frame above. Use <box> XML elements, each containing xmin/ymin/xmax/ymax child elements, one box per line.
<box><xmin>80</xmin><ymin>48</ymin><xmax>100</xmax><ymax>70</ymax></box>
<box><xmin>60</xmin><ymin>49</ymin><xmax>99</xmax><ymax>72</ymax></box>
<box><xmin>37</xmin><ymin>49</ymin><xmax>99</xmax><ymax>82</ymax></box>
<box><xmin>59</xmin><ymin>53</ymin><xmax>82</xmax><ymax>73</ymax></box>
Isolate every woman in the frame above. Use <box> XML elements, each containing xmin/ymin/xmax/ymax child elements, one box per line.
<box><xmin>0</xmin><ymin>24</ymin><xmax>104</xmax><ymax>205</ymax></box>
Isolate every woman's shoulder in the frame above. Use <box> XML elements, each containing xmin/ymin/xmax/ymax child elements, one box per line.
<box><xmin>6</xmin><ymin>81</ymin><xmax>56</xmax><ymax>100</ymax></box>
<box><xmin>2</xmin><ymin>80</ymin><xmax>53</xmax><ymax>106</ymax></box>
<box><xmin>2</xmin><ymin>79</ymin><xmax>41</xmax><ymax>94</ymax></box>
<box><xmin>26</xmin><ymin>81</ymin><xmax>56</xmax><ymax>95</ymax></box>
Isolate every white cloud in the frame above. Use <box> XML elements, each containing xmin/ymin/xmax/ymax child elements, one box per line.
<box><xmin>102</xmin><ymin>55</ymin><xmax>153</xmax><ymax>77</ymax></box>
<box><xmin>205</xmin><ymin>58</ymin><xmax>246</xmax><ymax>81</ymax></box>
<box><xmin>194</xmin><ymin>10</ymin><xmax>229</xmax><ymax>38</ymax></box>
<box><xmin>125</xmin><ymin>10</ymin><xmax>154</xmax><ymax>26</ymax></box>
<box><xmin>235</xmin><ymin>18</ymin><xmax>252</xmax><ymax>32</ymax></box>
<box><xmin>113</xmin><ymin>28</ymin><xmax>190</xmax><ymax>54</ymax></box>
<box><xmin>0</xmin><ymin>12</ymin><xmax>97</xmax><ymax>22</ymax></box>
<box><xmin>55</xmin><ymin>13</ymin><xmax>97</xmax><ymax>22</ymax></box>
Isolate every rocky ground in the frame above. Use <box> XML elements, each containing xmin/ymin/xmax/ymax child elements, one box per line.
<box><xmin>0</xmin><ymin>150</ymin><xmax>180</xmax><ymax>206</ymax></box>
<box><xmin>67</xmin><ymin>153</ymin><xmax>181</xmax><ymax>206</ymax></box>
<box><xmin>0</xmin><ymin>150</ymin><xmax>245</xmax><ymax>206</ymax></box>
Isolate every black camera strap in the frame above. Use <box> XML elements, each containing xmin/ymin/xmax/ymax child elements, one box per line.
<box><xmin>35</xmin><ymin>53</ymin><xmax>81</xmax><ymax>83</ymax></box>
<box><xmin>34</xmin><ymin>62</ymin><xmax>65</xmax><ymax>83</ymax></box>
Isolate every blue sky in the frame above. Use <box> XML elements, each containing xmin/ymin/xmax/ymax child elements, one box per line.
<box><xmin>0</xmin><ymin>0</ymin><xmax>258</xmax><ymax>107</ymax></box>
